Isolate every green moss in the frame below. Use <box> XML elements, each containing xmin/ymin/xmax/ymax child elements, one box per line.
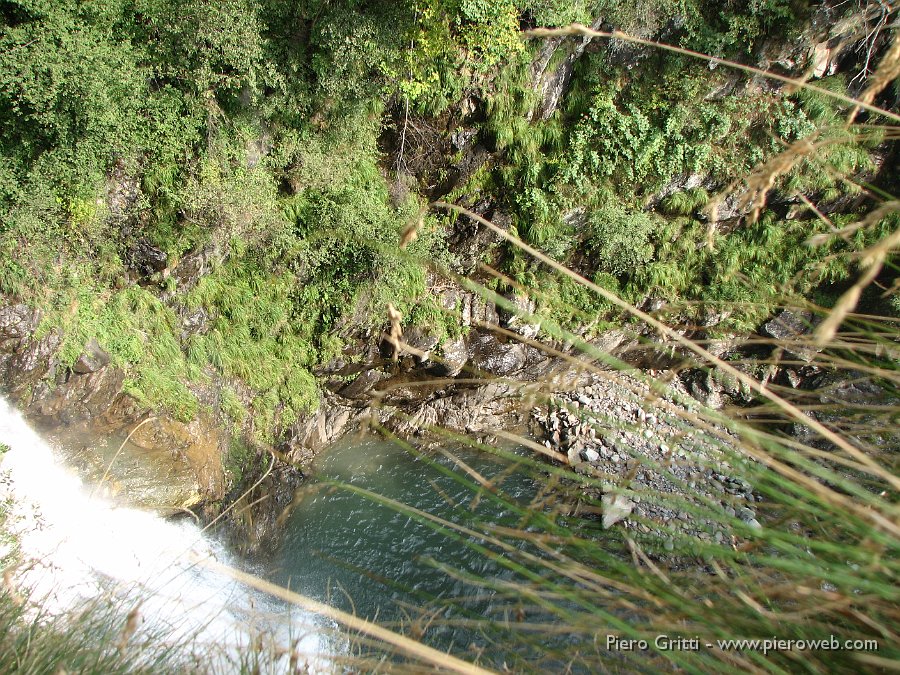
<box><xmin>184</xmin><ymin>261</ymin><xmax>319</xmax><ymax>441</ymax></box>
<box><xmin>221</xmin><ymin>386</ymin><xmax>247</xmax><ymax>430</ymax></box>
<box><xmin>407</xmin><ymin>296</ymin><xmax>465</xmax><ymax>342</ymax></box>
<box><xmin>224</xmin><ymin>436</ymin><xmax>256</xmax><ymax>486</ymax></box>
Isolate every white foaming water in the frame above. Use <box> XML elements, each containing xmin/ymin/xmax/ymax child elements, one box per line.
<box><xmin>0</xmin><ymin>398</ymin><xmax>335</xmax><ymax>669</ymax></box>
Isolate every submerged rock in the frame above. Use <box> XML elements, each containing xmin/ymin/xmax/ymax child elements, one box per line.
<box><xmin>48</xmin><ymin>422</ymin><xmax>201</xmax><ymax>516</ymax></box>
<box><xmin>128</xmin><ymin>415</ymin><xmax>225</xmax><ymax>500</ymax></box>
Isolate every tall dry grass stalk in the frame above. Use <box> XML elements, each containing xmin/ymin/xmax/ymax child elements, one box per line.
<box><xmin>207</xmin><ymin>207</ymin><xmax>899</xmax><ymax>671</ymax></box>
<box><xmin>215</xmin><ymin>23</ymin><xmax>900</xmax><ymax>672</ymax></box>
<box><xmin>5</xmin><ymin>18</ymin><xmax>898</xmax><ymax>675</ymax></box>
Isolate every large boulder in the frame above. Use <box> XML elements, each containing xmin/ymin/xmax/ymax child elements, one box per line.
<box><xmin>72</xmin><ymin>338</ymin><xmax>110</xmax><ymax>374</ymax></box>
<box><xmin>339</xmin><ymin>369</ymin><xmax>390</xmax><ymax>400</ymax></box>
<box><xmin>468</xmin><ymin>333</ymin><xmax>527</xmax><ymax>376</ymax></box>
<box><xmin>431</xmin><ymin>336</ymin><xmax>469</xmax><ymax>377</ymax></box>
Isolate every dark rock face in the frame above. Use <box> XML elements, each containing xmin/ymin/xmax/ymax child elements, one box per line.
<box><xmin>285</xmin><ymin>397</ymin><xmax>367</xmax><ymax>465</ymax></box>
<box><xmin>172</xmin><ymin>246</ymin><xmax>222</xmax><ymax>292</ymax></box>
<box><xmin>226</xmin><ymin>460</ymin><xmax>303</xmax><ymax>555</ymax></box>
<box><xmin>761</xmin><ymin>309</ymin><xmax>815</xmax><ymax>340</ymax></box>
<box><xmin>445</xmin><ymin>203</ymin><xmax>507</xmax><ymax>275</ymax></box>
<box><xmin>0</xmin><ymin>304</ymin><xmax>39</xmax><ymax>343</ymax></box>
<box><xmin>340</xmin><ymin>369</ymin><xmax>390</xmax><ymax>400</ymax></box>
<box><xmin>431</xmin><ymin>336</ymin><xmax>468</xmax><ymax>377</ymax></box>
<box><xmin>427</xmin><ymin>144</ymin><xmax>491</xmax><ymax>200</ymax></box>
<box><xmin>32</xmin><ymin>367</ymin><xmax>125</xmax><ymax>425</ymax></box>
<box><xmin>402</xmin><ymin>327</ymin><xmax>440</xmax><ymax>364</ymax></box>
<box><xmin>0</xmin><ymin>307</ymin><xmax>120</xmax><ymax>425</ymax></box>
<box><xmin>530</xmin><ymin>16</ymin><xmax>604</xmax><ymax>121</ymax></box>
<box><xmin>0</xmin><ymin>305</ymin><xmax>45</xmax><ymax>389</ymax></box>
<box><xmin>129</xmin><ymin>238</ymin><xmax>168</xmax><ymax>277</ymax></box>
<box><xmin>6</xmin><ymin>331</ymin><xmax>61</xmax><ymax>394</ymax></box>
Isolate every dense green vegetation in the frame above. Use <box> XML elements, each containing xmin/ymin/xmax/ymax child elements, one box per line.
<box><xmin>0</xmin><ymin>0</ymin><xmax>893</xmax><ymax>441</ymax></box>
<box><xmin>1</xmin><ymin>1</ymin><xmax>898</xmax><ymax>672</ymax></box>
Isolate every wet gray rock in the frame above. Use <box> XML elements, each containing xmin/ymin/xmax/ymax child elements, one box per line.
<box><xmin>129</xmin><ymin>238</ymin><xmax>168</xmax><ymax>277</ymax></box>
<box><xmin>0</xmin><ymin>304</ymin><xmax>39</xmax><ymax>344</ymax></box>
<box><xmin>807</xmin><ymin>369</ymin><xmax>888</xmax><ymax>405</ymax></box>
<box><xmin>469</xmin><ymin>334</ymin><xmax>527</xmax><ymax>376</ymax></box>
<box><xmin>285</xmin><ymin>397</ymin><xmax>365</xmax><ymax>463</ymax></box>
<box><xmin>432</xmin><ymin>336</ymin><xmax>469</xmax><ymax>377</ymax></box>
<box><xmin>340</xmin><ymin>369</ymin><xmax>390</xmax><ymax>400</ymax></box>
<box><xmin>588</xmin><ymin>330</ymin><xmax>632</xmax><ymax>356</ymax></box>
<box><xmin>72</xmin><ymin>338</ymin><xmax>110</xmax><ymax>374</ymax></box>
<box><xmin>105</xmin><ymin>161</ymin><xmax>141</xmax><ymax>226</ymax></box>
<box><xmin>7</xmin><ymin>331</ymin><xmax>61</xmax><ymax>392</ymax></box>
<box><xmin>403</xmin><ymin>328</ymin><xmax>440</xmax><ymax>364</ymax></box>
<box><xmin>388</xmin><ymin>381</ymin><xmax>527</xmax><ymax>437</ymax></box>
<box><xmin>450</xmin><ymin>127</ymin><xmax>477</xmax><ymax>150</ymax></box>
<box><xmin>681</xmin><ymin>369</ymin><xmax>729</xmax><ymax>410</ymax></box>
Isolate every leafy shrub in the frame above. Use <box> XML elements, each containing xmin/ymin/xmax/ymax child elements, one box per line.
<box><xmin>585</xmin><ymin>203</ymin><xmax>658</xmax><ymax>276</ymax></box>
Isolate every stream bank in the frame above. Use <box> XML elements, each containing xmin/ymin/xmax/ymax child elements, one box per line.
<box><xmin>1</xmin><ymin>288</ymin><xmax>882</xmax><ymax>554</ymax></box>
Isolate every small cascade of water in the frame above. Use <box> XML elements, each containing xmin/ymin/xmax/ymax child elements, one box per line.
<box><xmin>0</xmin><ymin>397</ymin><xmax>334</xmax><ymax>669</ymax></box>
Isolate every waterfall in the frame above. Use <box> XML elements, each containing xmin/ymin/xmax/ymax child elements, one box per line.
<box><xmin>0</xmin><ymin>397</ymin><xmax>334</xmax><ymax>668</ymax></box>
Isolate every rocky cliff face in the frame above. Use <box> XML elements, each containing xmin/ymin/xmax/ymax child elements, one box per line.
<box><xmin>0</xmin><ymin>303</ymin><xmax>225</xmax><ymax>503</ymax></box>
<box><xmin>0</xmin><ymin>4</ymin><xmax>893</xmax><ymax>549</ymax></box>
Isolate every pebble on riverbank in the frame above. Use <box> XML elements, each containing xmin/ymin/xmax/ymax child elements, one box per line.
<box><xmin>532</xmin><ymin>371</ymin><xmax>762</xmax><ymax>553</ymax></box>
